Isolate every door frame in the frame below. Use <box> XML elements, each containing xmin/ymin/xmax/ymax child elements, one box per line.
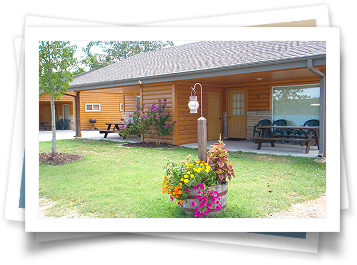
<box><xmin>227</xmin><ymin>89</ymin><xmax>247</xmax><ymax>139</ymax></box>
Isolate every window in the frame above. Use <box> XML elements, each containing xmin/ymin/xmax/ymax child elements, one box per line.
<box><xmin>232</xmin><ymin>93</ymin><xmax>244</xmax><ymax>116</ymax></box>
<box><xmin>85</xmin><ymin>103</ymin><xmax>101</xmax><ymax>112</ymax></box>
<box><xmin>272</xmin><ymin>84</ymin><xmax>320</xmax><ymax>126</ymax></box>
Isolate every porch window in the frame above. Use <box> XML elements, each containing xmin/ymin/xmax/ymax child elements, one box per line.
<box><xmin>232</xmin><ymin>93</ymin><xmax>245</xmax><ymax>116</ymax></box>
<box><xmin>85</xmin><ymin>103</ymin><xmax>101</xmax><ymax>112</ymax></box>
<box><xmin>272</xmin><ymin>84</ymin><xmax>320</xmax><ymax>126</ymax></box>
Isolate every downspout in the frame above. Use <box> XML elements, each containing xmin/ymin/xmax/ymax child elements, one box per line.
<box><xmin>307</xmin><ymin>59</ymin><xmax>325</xmax><ymax>157</ymax></box>
<box><xmin>63</xmin><ymin>93</ymin><xmax>79</xmax><ymax>137</ymax></box>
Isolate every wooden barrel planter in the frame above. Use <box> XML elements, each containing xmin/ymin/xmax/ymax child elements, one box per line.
<box><xmin>182</xmin><ymin>182</ymin><xmax>228</xmax><ymax>217</ymax></box>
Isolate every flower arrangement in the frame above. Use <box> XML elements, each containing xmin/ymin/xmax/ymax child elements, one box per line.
<box><xmin>162</xmin><ymin>155</ymin><xmax>216</xmax><ymax>200</ymax></box>
<box><xmin>162</xmin><ymin>141</ymin><xmax>235</xmax><ymax>218</ymax></box>
<box><xmin>207</xmin><ymin>138</ymin><xmax>235</xmax><ymax>184</ymax></box>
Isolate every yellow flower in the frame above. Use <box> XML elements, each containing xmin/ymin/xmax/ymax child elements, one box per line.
<box><xmin>190</xmin><ymin>163</ymin><xmax>193</xmax><ymax>167</ymax></box>
<box><xmin>185</xmin><ymin>162</ymin><xmax>188</xmax><ymax>166</ymax></box>
<box><xmin>180</xmin><ymin>178</ymin><xmax>184</xmax><ymax>181</ymax></box>
<box><xmin>187</xmin><ymin>171</ymin><xmax>190</xmax><ymax>174</ymax></box>
<box><xmin>205</xmin><ymin>169</ymin><xmax>209</xmax><ymax>173</ymax></box>
<box><xmin>184</xmin><ymin>179</ymin><xmax>188</xmax><ymax>183</ymax></box>
<box><xmin>206</xmin><ymin>166</ymin><xmax>211</xmax><ymax>170</ymax></box>
<box><xmin>190</xmin><ymin>174</ymin><xmax>194</xmax><ymax>178</ymax></box>
<box><xmin>184</xmin><ymin>175</ymin><xmax>188</xmax><ymax>178</ymax></box>
<box><xmin>179</xmin><ymin>183</ymin><xmax>182</xmax><ymax>186</ymax></box>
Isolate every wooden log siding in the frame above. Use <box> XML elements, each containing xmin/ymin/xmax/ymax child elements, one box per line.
<box><xmin>175</xmin><ymin>82</ymin><xmax>226</xmax><ymax>145</ymax></box>
<box><xmin>79</xmin><ymin>92</ymin><xmax>123</xmax><ymax>130</ymax></box>
<box><xmin>141</xmin><ymin>83</ymin><xmax>175</xmax><ymax>144</ymax></box>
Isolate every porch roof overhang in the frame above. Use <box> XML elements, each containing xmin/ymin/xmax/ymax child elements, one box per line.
<box><xmin>68</xmin><ymin>55</ymin><xmax>326</xmax><ymax>92</ymax></box>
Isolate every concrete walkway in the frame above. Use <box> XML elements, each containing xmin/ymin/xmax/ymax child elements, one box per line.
<box><xmin>39</xmin><ymin>130</ymin><xmax>319</xmax><ymax>157</ymax></box>
<box><xmin>182</xmin><ymin>139</ymin><xmax>319</xmax><ymax>158</ymax></box>
<box><xmin>39</xmin><ymin>130</ymin><xmax>132</xmax><ymax>143</ymax></box>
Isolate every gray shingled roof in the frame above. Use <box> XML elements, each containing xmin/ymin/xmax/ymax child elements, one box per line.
<box><xmin>70</xmin><ymin>41</ymin><xmax>326</xmax><ymax>87</ymax></box>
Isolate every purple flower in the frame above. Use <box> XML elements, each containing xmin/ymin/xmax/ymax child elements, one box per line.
<box><xmin>164</xmin><ymin>124</ymin><xmax>169</xmax><ymax>128</ymax></box>
<box><xmin>120</xmin><ymin>118</ymin><xmax>124</xmax><ymax>121</ymax></box>
<box><xmin>163</xmin><ymin>98</ymin><xmax>167</xmax><ymax>102</ymax></box>
<box><xmin>141</xmin><ymin>114</ymin><xmax>146</xmax><ymax>118</ymax></box>
<box><xmin>173</xmin><ymin>120</ymin><xmax>177</xmax><ymax>124</ymax></box>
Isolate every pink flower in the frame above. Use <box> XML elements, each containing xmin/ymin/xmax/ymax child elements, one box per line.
<box><xmin>203</xmin><ymin>210</ymin><xmax>208</xmax><ymax>215</ymax></box>
<box><xmin>207</xmin><ymin>203</ymin><xmax>212</xmax><ymax>208</ymax></box>
<box><xmin>191</xmin><ymin>201</ymin><xmax>195</xmax><ymax>207</ymax></box>
<box><xmin>193</xmin><ymin>186</ymin><xmax>197</xmax><ymax>189</ymax></box>
<box><xmin>197</xmin><ymin>191</ymin><xmax>201</xmax><ymax>195</ymax></box>
<box><xmin>185</xmin><ymin>189</ymin><xmax>189</xmax><ymax>193</ymax></box>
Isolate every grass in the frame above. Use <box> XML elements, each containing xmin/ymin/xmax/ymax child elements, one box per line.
<box><xmin>39</xmin><ymin>139</ymin><xmax>326</xmax><ymax>218</ymax></box>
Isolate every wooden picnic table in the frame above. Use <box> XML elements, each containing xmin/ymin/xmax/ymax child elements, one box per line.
<box><xmin>39</xmin><ymin>121</ymin><xmax>50</xmax><ymax>130</ymax></box>
<box><xmin>251</xmin><ymin>125</ymin><xmax>320</xmax><ymax>154</ymax></box>
<box><xmin>99</xmin><ymin>122</ymin><xmax>124</xmax><ymax>138</ymax></box>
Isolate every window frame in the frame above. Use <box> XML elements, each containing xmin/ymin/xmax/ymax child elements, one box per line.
<box><xmin>85</xmin><ymin>103</ymin><xmax>101</xmax><ymax>112</ymax></box>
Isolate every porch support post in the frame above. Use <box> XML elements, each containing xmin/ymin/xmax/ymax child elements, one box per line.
<box><xmin>75</xmin><ymin>91</ymin><xmax>82</xmax><ymax>137</ymax></box>
<box><xmin>197</xmin><ymin>117</ymin><xmax>207</xmax><ymax>162</ymax></box>
<box><xmin>307</xmin><ymin>59</ymin><xmax>325</xmax><ymax>157</ymax></box>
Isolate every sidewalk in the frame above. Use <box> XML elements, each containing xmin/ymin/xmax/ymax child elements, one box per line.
<box><xmin>39</xmin><ymin>130</ymin><xmax>127</xmax><ymax>142</ymax></box>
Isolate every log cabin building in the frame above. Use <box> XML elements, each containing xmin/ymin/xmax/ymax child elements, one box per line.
<box><xmin>39</xmin><ymin>41</ymin><xmax>326</xmax><ymax>156</ymax></box>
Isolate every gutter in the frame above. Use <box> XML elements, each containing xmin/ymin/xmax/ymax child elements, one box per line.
<box><xmin>307</xmin><ymin>59</ymin><xmax>325</xmax><ymax>157</ymax></box>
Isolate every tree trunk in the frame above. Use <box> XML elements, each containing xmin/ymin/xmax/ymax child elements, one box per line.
<box><xmin>50</xmin><ymin>95</ymin><xmax>57</xmax><ymax>157</ymax></box>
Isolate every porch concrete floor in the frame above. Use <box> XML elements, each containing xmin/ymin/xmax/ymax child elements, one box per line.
<box><xmin>182</xmin><ymin>139</ymin><xmax>320</xmax><ymax>158</ymax></box>
<box><xmin>40</xmin><ymin>130</ymin><xmax>319</xmax><ymax>158</ymax></box>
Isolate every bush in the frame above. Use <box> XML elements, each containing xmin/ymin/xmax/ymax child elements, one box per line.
<box><xmin>118</xmin><ymin>99</ymin><xmax>176</xmax><ymax>144</ymax></box>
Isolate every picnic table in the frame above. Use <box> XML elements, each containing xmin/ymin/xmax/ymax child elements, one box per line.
<box><xmin>99</xmin><ymin>122</ymin><xmax>124</xmax><ymax>138</ymax></box>
<box><xmin>251</xmin><ymin>125</ymin><xmax>320</xmax><ymax>154</ymax></box>
<box><xmin>39</xmin><ymin>121</ymin><xmax>50</xmax><ymax>130</ymax></box>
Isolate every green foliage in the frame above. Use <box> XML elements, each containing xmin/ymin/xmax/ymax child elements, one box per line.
<box><xmin>207</xmin><ymin>139</ymin><xmax>235</xmax><ymax>184</ymax></box>
<box><xmin>39</xmin><ymin>41</ymin><xmax>77</xmax><ymax>99</ymax></box>
<box><xmin>117</xmin><ymin>99</ymin><xmax>176</xmax><ymax>144</ymax></box>
<box><xmin>81</xmin><ymin>41</ymin><xmax>174</xmax><ymax>70</ymax></box>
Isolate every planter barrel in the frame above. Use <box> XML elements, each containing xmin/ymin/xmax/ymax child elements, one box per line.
<box><xmin>182</xmin><ymin>182</ymin><xmax>228</xmax><ymax>217</ymax></box>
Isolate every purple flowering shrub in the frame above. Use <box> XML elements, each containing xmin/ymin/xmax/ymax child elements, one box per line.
<box><xmin>117</xmin><ymin>99</ymin><xmax>176</xmax><ymax>144</ymax></box>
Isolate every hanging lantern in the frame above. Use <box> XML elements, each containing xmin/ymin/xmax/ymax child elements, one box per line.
<box><xmin>188</xmin><ymin>95</ymin><xmax>199</xmax><ymax>113</ymax></box>
<box><xmin>188</xmin><ymin>83</ymin><xmax>202</xmax><ymax>114</ymax></box>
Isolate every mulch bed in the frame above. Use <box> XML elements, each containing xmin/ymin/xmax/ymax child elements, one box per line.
<box><xmin>122</xmin><ymin>142</ymin><xmax>178</xmax><ymax>148</ymax></box>
<box><xmin>39</xmin><ymin>152</ymin><xmax>83</xmax><ymax>166</ymax></box>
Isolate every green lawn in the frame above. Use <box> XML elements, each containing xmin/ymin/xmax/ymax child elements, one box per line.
<box><xmin>39</xmin><ymin>139</ymin><xmax>326</xmax><ymax>218</ymax></box>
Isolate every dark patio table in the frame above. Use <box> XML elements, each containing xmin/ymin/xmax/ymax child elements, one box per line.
<box><xmin>99</xmin><ymin>122</ymin><xmax>124</xmax><ymax>138</ymax></box>
<box><xmin>251</xmin><ymin>125</ymin><xmax>320</xmax><ymax>154</ymax></box>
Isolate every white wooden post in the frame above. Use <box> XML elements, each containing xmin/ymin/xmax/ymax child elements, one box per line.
<box><xmin>197</xmin><ymin>117</ymin><xmax>207</xmax><ymax>162</ymax></box>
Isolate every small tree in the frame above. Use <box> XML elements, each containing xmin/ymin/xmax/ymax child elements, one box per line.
<box><xmin>39</xmin><ymin>41</ymin><xmax>77</xmax><ymax>157</ymax></box>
